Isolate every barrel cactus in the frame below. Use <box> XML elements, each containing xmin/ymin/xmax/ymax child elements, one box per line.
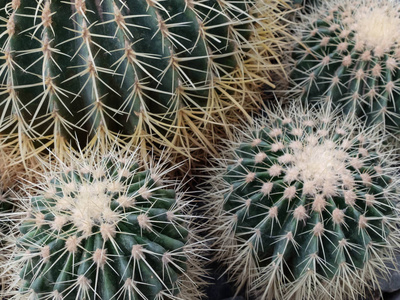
<box><xmin>208</xmin><ymin>102</ymin><xmax>400</xmax><ymax>300</ymax></box>
<box><xmin>0</xmin><ymin>0</ymin><xmax>290</xmax><ymax>164</ymax></box>
<box><xmin>4</xmin><ymin>149</ymin><xmax>205</xmax><ymax>299</ymax></box>
<box><xmin>291</xmin><ymin>0</ymin><xmax>400</xmax><ymax>134</ymax></box>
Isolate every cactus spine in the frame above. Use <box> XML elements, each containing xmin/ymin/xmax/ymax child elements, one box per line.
<box><xmin>208</xmin><ymin>102</ymin><xmax>400</xmax><ymax>300</ymax></box>
<box><xmin>4</xmin><ymin>149</ymin><xmax>205</xmax><ymax>299</ymax></box>
<box><xmin>291</xmin><ymin>0</ymin><xmax>400</xmax><ymax>134</ymax></box>
<box><xmin>0</xmin><ymin>0</ymin><xmax>290</xmax><ymax>163</ymax></box>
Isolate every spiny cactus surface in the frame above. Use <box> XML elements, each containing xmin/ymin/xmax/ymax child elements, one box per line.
<box><xmin>0</xmin><ymin>147</ymin><xmax>23</xmax><ymax>213</ymax></box>
<box><xmin>291</xmin><ymin>0</ymin><xmax>400</xmax><ymax>134</ymax></box>
<box><xmin>0</xmin><ymin>145</ymin><xmax>44</xmax><ymax>213</ymax></box>
<box><xmin>4</xmin><ymin>149</ymin><xmax>205</xmax><ymax>299</ymax></box>
<box><xmin>0</xmin><ymin>0</ymin><xmax>289</xmax><ymax>163</ymax></box>
<box><xmin>209</xmin><ymin>102</ymin><xmax>400</xmax><ymax>300</ymax></box>
<box><xmin>0</xmin><ymin>175</ymin><xmax>11</xmax><ymax>214</ymax></box>
<box><xmin>290</xmin><ymin>0</ymin><xmax>319</xmax><ymax>9</ymax></box>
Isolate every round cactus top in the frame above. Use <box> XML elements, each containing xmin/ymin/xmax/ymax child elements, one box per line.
<box><xmin>226</xmin><ymin>105</ymin><xmax>392</xmax><ymax>210</ymax></box>
<box><xmin>5</xmin><ymin>150</ymin><xmax>204</xmax><ymax>300</ymax></box>
<box><xmin>351</xmin><ymin>3</ymin><xmax>400</xmax><ymax>53</ymax></box>
<box><xmin>307</xmin><ymin>0</ymin><xmax>400</xmax><ymax>55</ymax></box>
<box><xmin>211</xmin><ymin>103</ymin><xmax>400</xmax><ymax>300</ymax></box>
<box><xmin>291</xmin><ymin>0</ymin><xmax>400</xmax><ymax>133</ymax></box>
<box><xmin>30</xmin><ymin>154</ymin><xmax>171</xmax><ymax>241</ymax></box>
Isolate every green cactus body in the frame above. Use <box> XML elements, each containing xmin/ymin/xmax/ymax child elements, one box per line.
<box><xmin>8</xmin><ymin>150</ymin><xmax>204</xmax><ymax>299</ymax></box>
<box><xmin>291</xmin><ymin>0</ymin><xmax>400</xmax><ymax>133</ymax></box>
<box><xmin>210</xmin><ymin>103</ymin><xmax>400</xmax><ymax>300</ymax></box>
<box><xmin>0</xmin><ymin>0</ymin><xmax>289</xmax><ymax>162</ymax></box>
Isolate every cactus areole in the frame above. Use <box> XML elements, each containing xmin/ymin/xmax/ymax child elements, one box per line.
<box><xmin>0</xmin><ymin>0</ymin><xmax>286</xmax><ymax>158</ymax></box>
<box><xmin>212</xmin><ymin>105</ymin><xmax>400</xmax><ymax>300</ymax></box>
<box><xmin>291</xmin><ymin>0</ymin><xmax>400</xmax><ymax>133</ymax></box>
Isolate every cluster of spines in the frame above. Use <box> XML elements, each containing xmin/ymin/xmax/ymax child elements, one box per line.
<box><xmin>3</xmin><ymin>149</ymin><xmax>205</xmax><ymax>299</ymax></box>
<box><xmin>0</xmin><ymin>144</ymin><xmax>41</xmax><ymax>215</ymax></box>
<box><xmin>291</xmin><ymin>0</ymin><xmax>400</xmax><ymax>134</ymax></box>
<box><xmin>0</xmin><ymin>145</ymin><xmax>34</xmax><ymax>297</ymax></box>
<box><xmin>0</xmin><ymin>0</ymin><xmax>290</xmax><ymax>165</ymax></box>
<box><xmin>208</xmin><ymin>104</ymin><xmax>400</xmax><ymax>300</ymax></box>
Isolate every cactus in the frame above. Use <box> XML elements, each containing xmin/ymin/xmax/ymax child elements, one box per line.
<box><xmin>208</xmin><ymin>102</ymin><xmax>400</xmax><ymax>300</ymax></box>
<box><xmin>4</xmin><ymin>149</ymin><xmax>205</xmax><ymax>299</ymax></box>
<box><xmin>291</xmin><ymin>0</ymin><xmax>400</xmax><ymax>134</ymax></box>
<box><xmin>0</xmin><ymin>0</ymin><xmax>290</xmax><ymax>164</ymax></box>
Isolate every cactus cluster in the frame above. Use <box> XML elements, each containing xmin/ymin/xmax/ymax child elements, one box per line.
<box><xmin>208</xmin><ymin>104</ymin><xmax>400</xmax><ymax>300</ymax></box>
<box><xmin>3</xmin><ymin>149</ymin><xmax>205</xmax><ymax>299</ymax></box>
<box><xmin>0</xmin><ymin>0</ymin><xmax>289</xmax><ymax>163</ymax></box>
<box><xmin>2</xmin><ymin>0</ymin><xmax>400</xmax><ymax>299</ymax></box>
<box><xmin>291</xmin><ymin>0</ymin><xmax>400</xmax><ymax>134</ymax></box>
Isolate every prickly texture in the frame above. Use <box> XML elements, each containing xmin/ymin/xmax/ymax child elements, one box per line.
<box><xmin>0</xmin><ymin>147</ymin><xmax>22</xmax><ymax>297</ymax></box>
<box><xmin>0</xmin><ymin>146</ymin><xmax>47</xmax><ymax>298</ymax></box>
<box><xmin>291</xmin><ymin>0</ymin><xmax>400</xmax><ymax>134</ymax></box>
<box><xmin>208</xmin><ymin>102</ymin><xmax>400</xmax><ymax>300</ymax></box>
<box><xmin>0</xmin><ymin>144</ymin><xmax>45</xmax><ymax>213</ymax></box>
<box><xmin>0</xmin><ymin>156</ymin><xmax>13</xmax><ymax>237</ymax></box>
<box><xmin>0</xmin><ymin>0</ymin><xmax>290</xmax><ymax>165</ymax></box>
<box><xmin>290</xmin><ymin>0</ymin><xmax>319</xmax><ymax>9</ymax></box>
<box><xmin>0</xmin><ymin>146</ymin><xmax>31</xmax><ymax>213</ymax></box>
<box><xmin>0</xmin><ymin>153</ymin><xmax>13</xmax><ymax>213</ymax></box>
<box><xmin>5</xmin><ymin>149</ymin><xmax>205</xmax><ymax>299</ymax></box>
<box><xmin>0</xmin><ymin>230</ymin><xmax>17</xmax><ymax>299</ymax></box>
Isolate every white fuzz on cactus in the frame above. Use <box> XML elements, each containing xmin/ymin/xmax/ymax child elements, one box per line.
<box><xmin>207</xmin><ymin>101</ymin><xmax>400</xmax><ymax>300</ymax></box>
<box><xmin>2</xmin><ymin>148</ymin><xmax>206</xmax><ymax>300</ymax></box>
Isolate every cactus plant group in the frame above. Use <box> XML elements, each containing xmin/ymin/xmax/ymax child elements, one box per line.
<box><xmin>291</xmin><ymin>0</ymin><xmax>400</xmax><ymax>134</ymax></box>
<box><xmin>208</xmin><ymin>103</ymin><xmax>400</xmax><ymax>300</ymax></box>
<box><xmin>2</xmin><ymin>0</ymin><xmax>400</xmax><ymax>299</ymax></box>
<box><xmin>3</xmin><ymin>149</ymin><xmax>205</xmax><ymax>299</ymax></box>
<box><xmin>0</xmin><ymin>0</ymin><xmax>290</xmax><ymax>164</ymax></box>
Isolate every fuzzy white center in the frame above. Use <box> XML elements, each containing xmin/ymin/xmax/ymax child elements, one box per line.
<box><xmin>352</xmin><ymin>5</ymin><xmax>400</xmax><ymax>51</ymax></box>
<box><xmin>73</xmin><ymin>182</ymin><xmax>110</xmax><ymax>223</ymax></box>
<box><xmin>53</xmin><ymin>178</ymin><xmax>124</xmax><ymax>235</ymax></box>
<box><xmin>292</xmin><ymin>143</ymin><xmax>348</xmax><ymax>188</ymax></box>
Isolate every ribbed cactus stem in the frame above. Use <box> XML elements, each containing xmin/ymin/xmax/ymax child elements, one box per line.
<box><xmin>209</xmin><ymin>102</ymin><xmax>400</xmax><ymax>300</ymax></box>
<box><xmin>0</xmin><ymin>0</ymin><xmax>290</xmax><ymax>164</ymax></box>
<box><xmin>291</xmin><ymin>0</ymin><xmax>400</xmax><ymax>134</ymax></box>
<box><xmin>3</xmin><ymin>149</ymin><xmax>206</xmax><ymax>299</ymax></box>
